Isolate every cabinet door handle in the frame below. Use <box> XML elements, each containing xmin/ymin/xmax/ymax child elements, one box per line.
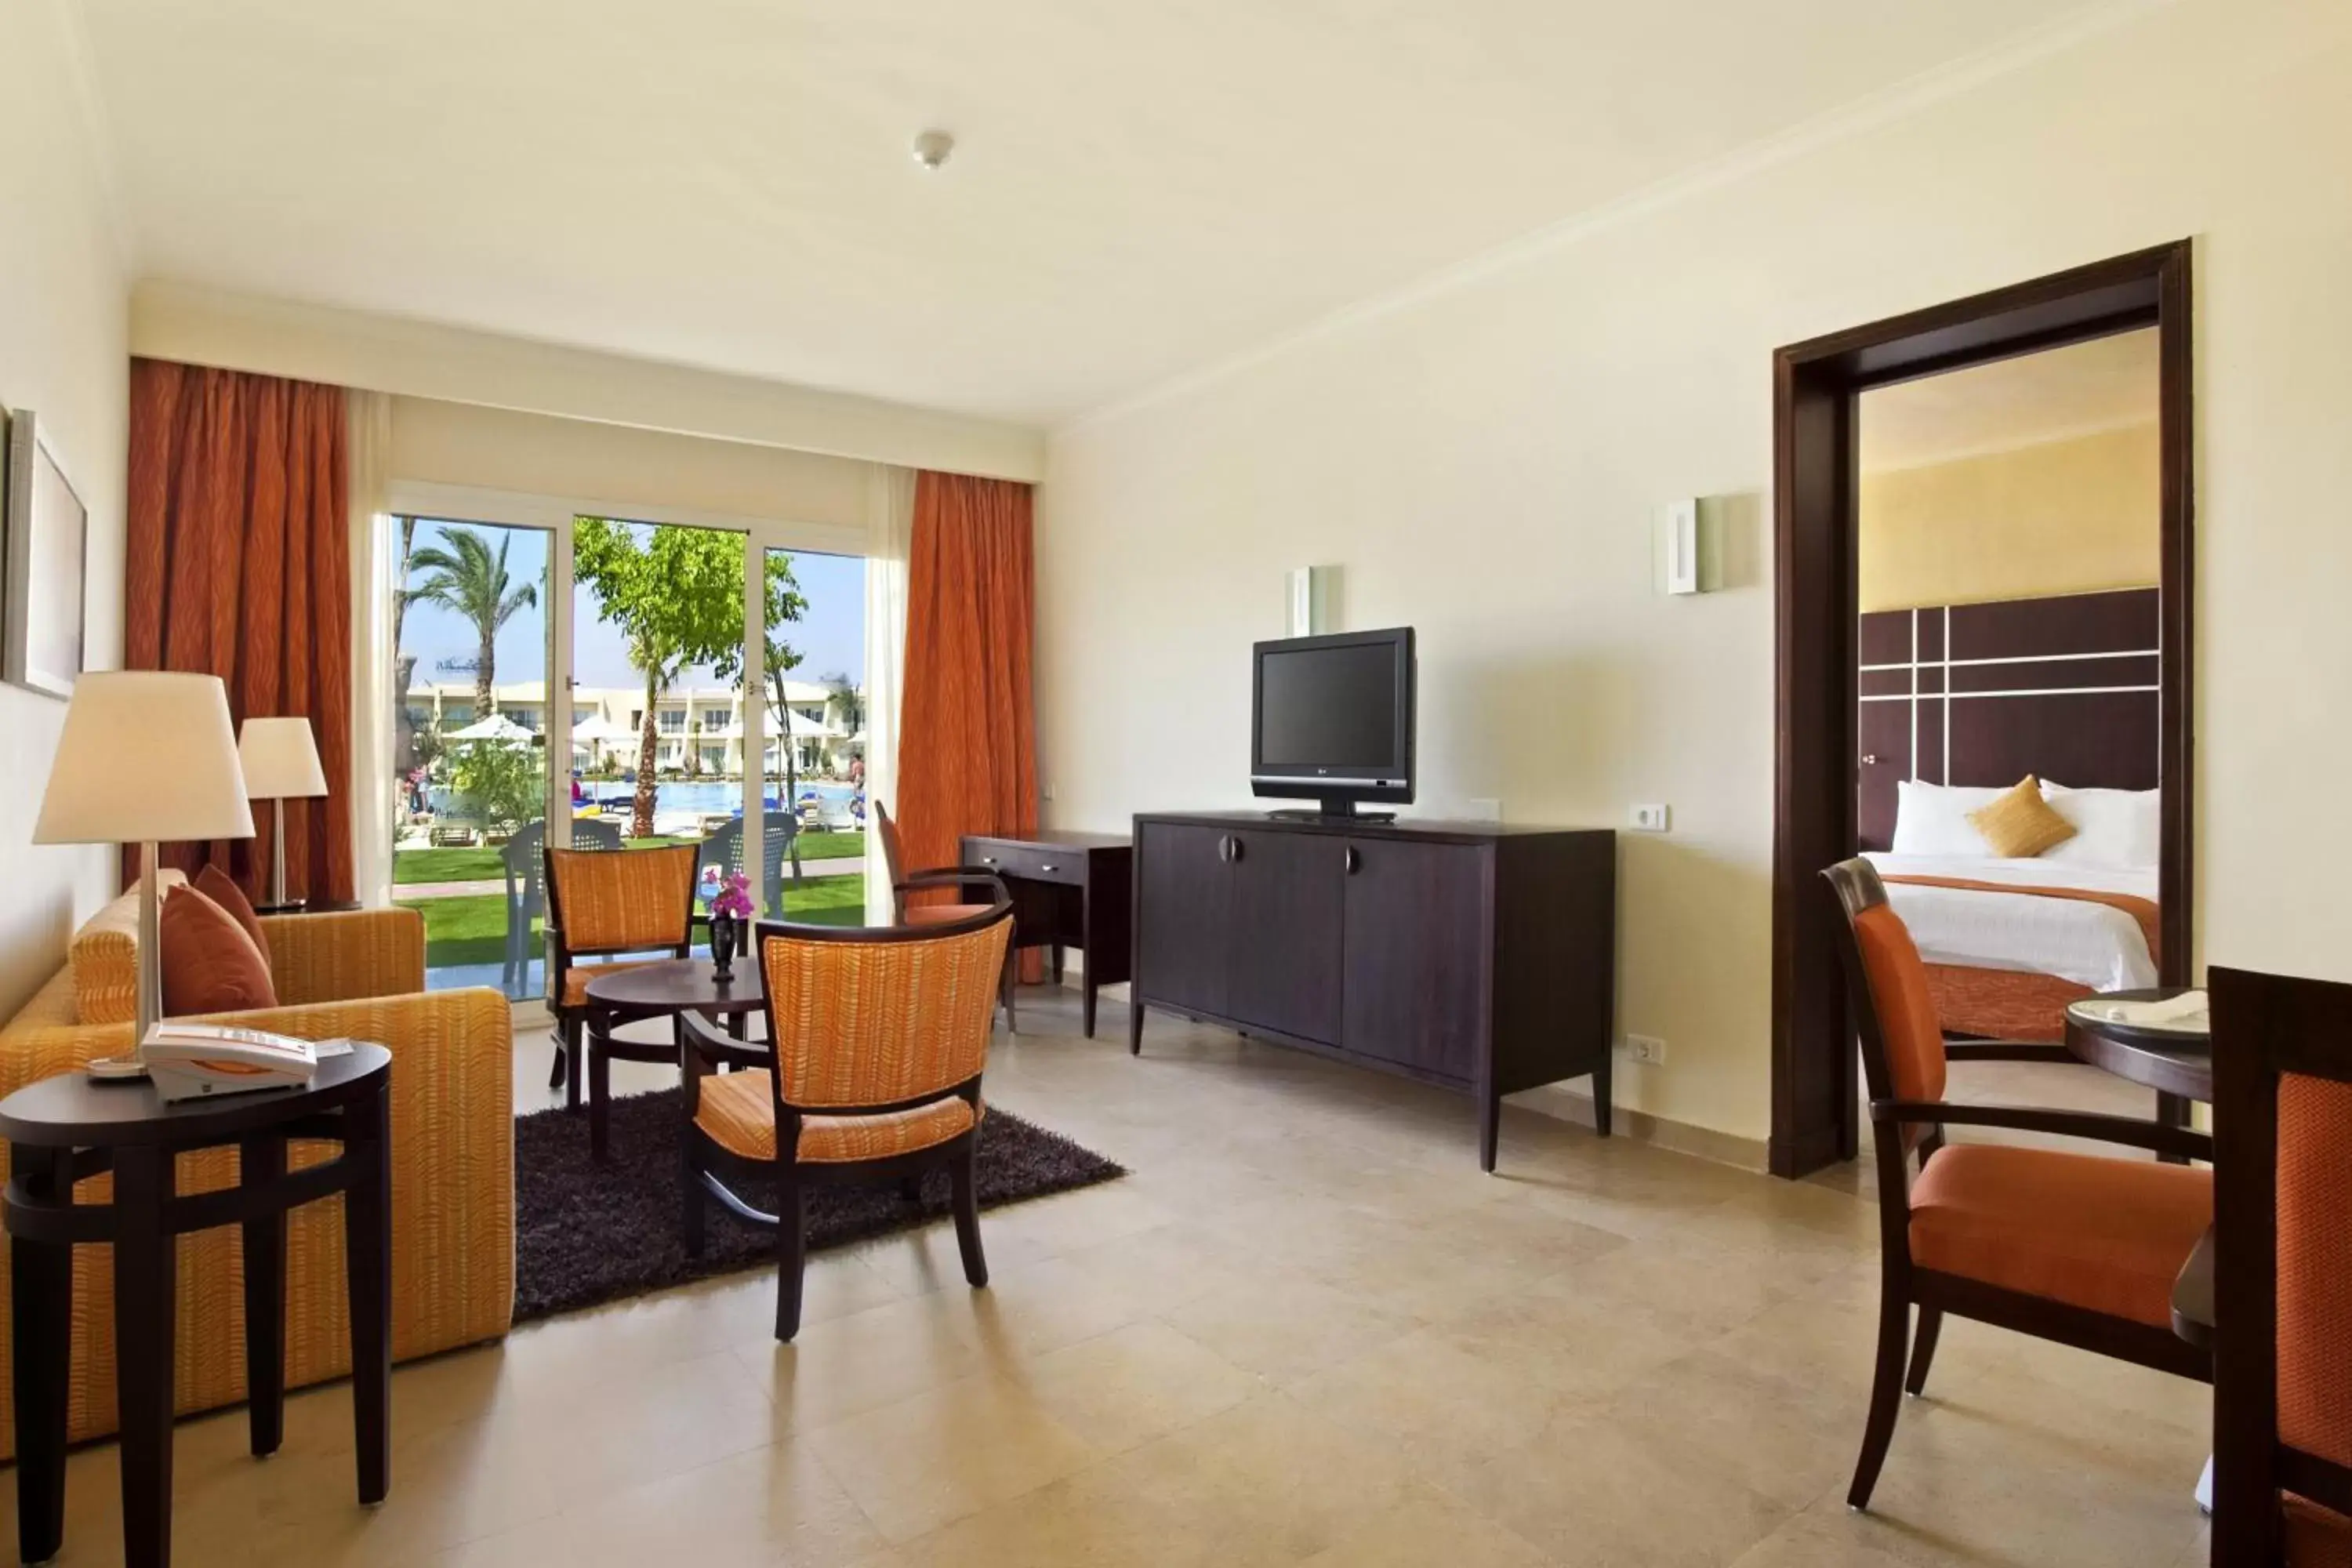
<box><xmin>1229</xmin><ymin>836</ymin><xmax>1245</xmax><ymax>864</ymax></box>
<box><xmin>1344</xmin><ymin>846</ymin><xmax>1361</xmax><ymax>874</ymax></box>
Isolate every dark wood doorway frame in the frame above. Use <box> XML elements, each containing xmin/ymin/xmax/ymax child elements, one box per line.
<box><xmin>1769</xmin><ymin>240</ymin><xmax>2194</xmax><ymax>1180</ymax></box>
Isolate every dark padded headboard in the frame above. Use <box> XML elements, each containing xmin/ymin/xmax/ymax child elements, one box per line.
<box><xmin>1857</xmin><ymin>587</ymin><xmax>2159</xmax><ymax>851</ymax></box>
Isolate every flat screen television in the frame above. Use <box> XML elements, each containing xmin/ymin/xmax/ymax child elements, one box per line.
<box><xmin>1250</xmin><ymin>627</ymin><xmax>1415</xmax><ymax>819</ymax></box>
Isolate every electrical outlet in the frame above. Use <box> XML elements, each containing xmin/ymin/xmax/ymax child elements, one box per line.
<box><xmin>1041</xmin><ymin>782</ymin><xmax>1056</xmax><ymax>803</ymax></box>
<box><xmin>1622</xmin><ymin>1033</ymin><xmax>1667</xmax><ymax>1065</ymax></box>
<box><xmin>1629</xmin><ymin>803</ymin><xmax>1671</xmax><ymax>832</ymax></box>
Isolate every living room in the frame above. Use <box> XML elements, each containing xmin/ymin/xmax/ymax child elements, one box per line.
<box><xmin>2</xmin><ymin>1</ymin><xmax>2348</xmax><ymax>1565</ymax></box>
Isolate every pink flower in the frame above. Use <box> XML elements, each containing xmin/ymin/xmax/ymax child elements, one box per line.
<box><xmin>711</xmin><ymin>871</ymin><xmax>754</xmax><ymax>920</ymax></box>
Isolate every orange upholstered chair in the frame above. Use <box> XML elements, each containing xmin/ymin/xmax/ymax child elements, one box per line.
<box><xmin>875</xmin><ymin>800</ymin><xmax>1017</xmax><ymax>1030</ymax></box>
<box><xmin>677</xmin><ymin>886</ymin><xmax>1014</xmax><ymax>1341</ymax></box>
<box><xmin>1822</xmin><ymin>858</ymin><xmax>2212</xmax><ymax>1512</ymax></box>
<box><xmin>544</xmin><ymin>843</ymin><xmax>699</xmax><ymax>1156</ymax></box>
<box><xmin>2211</xmin><ymin>965</ymin><xmax>2352</xmax><ymax>1566</ymax></box>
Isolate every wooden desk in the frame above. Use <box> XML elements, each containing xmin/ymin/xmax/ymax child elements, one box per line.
<box><xmin>961</xmin><ymin>832</ymin><xmax>1131</xmax><ymax>1038</ymax></box>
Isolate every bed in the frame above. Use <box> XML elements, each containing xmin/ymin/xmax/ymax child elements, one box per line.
<box><xmin>1856</xmin><ymin>589</ymin><xmax>2165</xmax><ymax>1040</ymax></box>
<box><xmin>1861</xmin><ymin>775</ymin><xmax>2161</xmax><ymax>1040</ymax></box>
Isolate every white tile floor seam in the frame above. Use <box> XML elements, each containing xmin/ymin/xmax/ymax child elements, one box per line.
<box><xmin>2</xmin><ymin>986</ymin><xmax>2212</xmax><ymax>1566</ymax></box>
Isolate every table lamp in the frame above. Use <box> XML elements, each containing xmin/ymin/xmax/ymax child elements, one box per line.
<box><xmin>33</xmin><ymin>672</ymin><xmax>256</xmax><ymax>1045</ymax></box>
<box><xmin>238</xmin><ymin>716</ymin><xmax>329</xmax><ymax>909</ymax></box>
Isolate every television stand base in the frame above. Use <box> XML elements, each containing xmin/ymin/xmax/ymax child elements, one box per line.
<box><xmin>1265</xmin><ymin>804</ymin><xmax>1397</xmax><ymax>824</ymax></box>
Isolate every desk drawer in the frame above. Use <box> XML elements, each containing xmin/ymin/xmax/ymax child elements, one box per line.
<box><xmin>966</xmin><ymin>840</ymin><xmax>1087</xmax><ymax>887</ymax></box>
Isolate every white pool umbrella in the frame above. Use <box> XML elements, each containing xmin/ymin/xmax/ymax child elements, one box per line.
<box><xmin>447</xmin><ymin>713</ymin><xmax>534</xmax><ymax>742</ymax></box>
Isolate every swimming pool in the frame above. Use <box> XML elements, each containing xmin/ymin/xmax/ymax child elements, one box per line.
<box><xmin>428</xmin><ymin>779</ymin><xmax>862</xmax><ymax>826</ymax></box>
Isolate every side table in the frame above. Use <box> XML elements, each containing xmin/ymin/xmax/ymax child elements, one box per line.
<box><xmin>0</xmin><ymin>1044</ymin><xmax>394</xmax><ymax>1567</ymax></box>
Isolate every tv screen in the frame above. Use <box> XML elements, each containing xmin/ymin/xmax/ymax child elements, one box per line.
<box><xmin>1258</xmin><ymin>644</ymin><xmax>1399</xmax><ymax>769</ymax></box>
<box><xmin>1250</xmin><ymin>627</ymin><xmax>1414</xmax><ymax>815</ymax></box>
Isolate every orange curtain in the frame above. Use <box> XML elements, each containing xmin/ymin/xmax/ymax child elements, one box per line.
<box><xmin>896</xmin><ymin>471</ymin><xmax>1037</xmax><ymax>968</ymax></box>
<box><xmin>125</xmin><ymin>358</ymin><xmax>354</xmax><ymax>903</ymax></box>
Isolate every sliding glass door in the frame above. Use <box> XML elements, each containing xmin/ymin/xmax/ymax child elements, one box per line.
<box><xmin>386</xmin><ymin>506</ymin><xmax>870</xmax><ymax>998</ymax></box>
<box><xmin>389</xmin><ymin>516</ymin><xmax>554</xmax><ymax>999</ymax></box>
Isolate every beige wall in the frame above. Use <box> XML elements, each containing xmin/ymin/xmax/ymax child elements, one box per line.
<box><xmin>1037</xmin><ymin>0</ymin><xmax>2352</xmax><ymax>1145</ymax></box>
<box><xmin>387</xmin><ymin>397</ymin><xmax>876</xmax><ymax>537</ymax></box>
<box><xmin>0</xmin><ymin>1</ymin><xmax>131</xmax><ymax>1016</ymax></box>
<box><xmin>1858</xmin><ymin>423</ymin><xmax>2159</xmax><ymax>612</ymax></box>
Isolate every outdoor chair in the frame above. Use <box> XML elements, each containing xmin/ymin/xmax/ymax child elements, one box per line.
<box><xmin>699</xmin><ymin>811</ymin><xmax>803</xmax><ymax>918</ymax></box>
<box><xmin>500</xmin><ymin>817</ymin><xmax>622</xmax><ymax>996</ymax></box>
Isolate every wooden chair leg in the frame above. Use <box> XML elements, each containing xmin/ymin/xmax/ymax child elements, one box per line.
<box><xmin>951</xmin><ymin>1144</ymin><xmax>989</xmax><ymax>1289</ymax></box>
<box><xmin>775</xmin><ymin>1181</ymin><xmax>808</xmax><ymax>1342</ymax></box>
<box><xmin>563</xmin><ymin>1014</ymin><xmax>585</xmax><ymax>1109</ymax></box>
<box><xmin>1904</xmin><ymin>1305</ymin><xmax>1943</xmax><ymax>1398</ymax></box>
<box><xmin>1848</xmin><ymin>1275</ymin><xmax>1911</xmax><ymax>1510</ymax></box>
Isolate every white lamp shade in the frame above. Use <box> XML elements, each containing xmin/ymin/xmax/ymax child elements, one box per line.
<box><xmin>34</xmin><ymin>671</ymin><xmax>256</xmax><ymax>845</ymax></box>
<box><xmin>239</xmin><ymin>715</ymin><xmax>330</xmax><ymax>798</ymax></box>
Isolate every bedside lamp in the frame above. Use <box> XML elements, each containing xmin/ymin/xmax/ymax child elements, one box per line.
<box><xmin>34</xmin><ymin>672</ymin><xmax>256</xmax><ymax>1044</ymax></box>
<box><xmin>238</xmin><ymin>716</ymin><xmax>329</xmax><ymax>909</ymax></box>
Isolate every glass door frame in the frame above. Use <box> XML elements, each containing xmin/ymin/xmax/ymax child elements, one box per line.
<box><xmin>384</xmin><ymin>479</ymin><xmax>868</xmax><ymax>931</ymax></box>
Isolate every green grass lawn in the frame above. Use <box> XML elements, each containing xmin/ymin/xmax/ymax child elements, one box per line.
<box><xmin>393</xmin><ymin>829</ymin><xmax>864</xmax><ymax>885</ymax></box>
<box><xmin>401</xmin><ymin>871</ymin><xmax>866</xmax><ymax>970</ymax></box>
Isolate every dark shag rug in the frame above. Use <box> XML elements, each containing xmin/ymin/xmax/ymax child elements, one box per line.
<box><xmin>514</xmin><ymin>1089</ymin><xmax>1126</xmax><ymax>1323</ymax></box>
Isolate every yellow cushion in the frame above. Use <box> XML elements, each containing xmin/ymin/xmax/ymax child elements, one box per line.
<box><xmin>69</xmin><ymin>870</ymin><xmax>189</xmax><ymax>1024</ymax></box>
<box><xmin>693</xmin><ymin>1068</ymin><xmax>979</xmax><ymax>1164</ymax></box>
<box><xmin>1967</xmin><ymin>776</ymin><xmax>2076</xmax><ymax>858</ymax></box>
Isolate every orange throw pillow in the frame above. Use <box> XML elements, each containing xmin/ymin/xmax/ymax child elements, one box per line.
<box><xmin>160</xmin><ymin>886</ymin><xmax>278</xmax><ymax>1018</ymax></box>
<box><xmin>194</xmin><ymin>864</ymin><xmax>269</xmax><ymax>955</ymax></box>
<box><xmin>1967</xmin><ymin>775</ymin><xmax>2077</xmax><ymax>858</ymax></box>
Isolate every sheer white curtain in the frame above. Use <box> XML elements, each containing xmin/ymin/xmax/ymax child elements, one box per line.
<box><xmin>862</xmin><ymin>463</ymin><xmax>916</xmax><ymax>924</ymax></box>
<box><xmin>346</xmin><ymin>390</ymin><xmax>396</xmax><ymax>907</ymax></box>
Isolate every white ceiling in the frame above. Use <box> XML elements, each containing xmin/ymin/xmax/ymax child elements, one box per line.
<box><xmin>1860</xmin><ymin>328</ymin><xmax>2159</xmax><ymax>473</ymax></box>
<box><xmin>80</xmin><ymin>0</ymin><xmax>2103</xmax><ymax>426</ymax></box>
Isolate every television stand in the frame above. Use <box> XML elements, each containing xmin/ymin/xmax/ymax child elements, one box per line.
<box><xmin>1130</xmin><ymin>812</ymin><xmax>1617</xmax><ymax>1170</ymax></box>
<box><xmin>1265</xmin><ymin>801</ymin><xmax>1396</xmax><ymax>823</ymax></box>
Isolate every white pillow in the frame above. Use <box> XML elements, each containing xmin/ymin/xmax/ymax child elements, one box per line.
<box><xmin>2039</xmin><ymin>786</ymin><xmax>2161</xmax><ymax>869</ymax></box>
<box><xmin>1889</xmin><ymin>780</ymin><xmax>2015</xmax><ymax>857</ymax></box>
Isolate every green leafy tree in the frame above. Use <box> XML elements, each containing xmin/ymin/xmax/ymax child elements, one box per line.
<box><xmin>572</xmin><ymin>521</ymin><xmax>807</xmax><ymax>838</ymax></box>
<box><xmin>404</xmin><ymin>527</ymin><xmax>539</xmax><ymax>720</ymax></box>
<box><xmin>448</xmin><ymin>739</ymin><xmax>541</xmax><ymax>832</ymax></box>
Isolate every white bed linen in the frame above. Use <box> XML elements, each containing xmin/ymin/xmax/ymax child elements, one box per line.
<box><xmin>1861</xmin><ymin>851</ymin><xmax>2158</xmax><ymax>992</ymax></box>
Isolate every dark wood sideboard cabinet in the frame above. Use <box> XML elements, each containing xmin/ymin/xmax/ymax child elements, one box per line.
<box><xmin>1128</xmin><ymin>812</ymin><xmax>1616</xmax><ymax>1170</ymax></box>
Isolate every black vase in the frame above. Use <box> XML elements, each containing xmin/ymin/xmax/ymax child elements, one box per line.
<box><xmin>710</xmin><ymin>913</ymin><xmax>739</xmax><ymax>981</ymax></box>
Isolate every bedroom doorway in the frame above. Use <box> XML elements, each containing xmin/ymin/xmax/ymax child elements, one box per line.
<box><xmin>1768</xmin><ymin>241</ymin><xmax>2194</xmax><ymax>1180</ymax></box>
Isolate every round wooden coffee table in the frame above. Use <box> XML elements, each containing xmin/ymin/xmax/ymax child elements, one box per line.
<box><xmin>2064</xmin><ymin>985</ymin><xmax>2210</xmax><ymax>1166</ymax></box>
<box><xmin>581</xmin><ymin>960</ymin><xmax>768</xmax><ymax>1160</ymax></box>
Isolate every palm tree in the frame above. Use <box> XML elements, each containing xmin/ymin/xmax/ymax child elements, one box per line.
<box><xmin>822</xmin><ymin>673</ymin><xmax>864</xmax><ymax>739</ymax></box>
<box><xmin>403</xmin><ymin>528</ymin><xmax>539</xmax><ymax>721</ymax></box>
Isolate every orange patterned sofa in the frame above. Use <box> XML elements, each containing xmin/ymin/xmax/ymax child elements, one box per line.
<box><xmin>0</xmin><ymin>876</ymin><xmax>514</xmax><ymax>1459</ymax></box>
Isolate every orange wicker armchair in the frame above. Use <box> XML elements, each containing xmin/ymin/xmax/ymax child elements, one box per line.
<box><xmin>1822</xmin><ymin>857</ymin><xmax>2211</xmax><ymax>1512</ymax></box>
<box><xmin>677</xmin><ymin>885</ymin><xmax>1014</xmax><ymax>1341</ymax></box>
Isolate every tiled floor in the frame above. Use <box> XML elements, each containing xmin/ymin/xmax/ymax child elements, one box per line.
<box><xmin>5</xmin><ymin>989</ymin><xmax>2212</xmax><ymax>1566</ymax></box>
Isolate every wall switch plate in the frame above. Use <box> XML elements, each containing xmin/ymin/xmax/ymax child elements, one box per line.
<box><xmin>1622</xmin><ymin>1033</ymin><xmax>1667</xmax><ymax>1065</ymax></box>
<box><xmin>1629</xmin><ymin>803</ymin><xmax>1670</xmax><ymax>832</ymax></box>
<box><xmin>1042</xmin><ymin>783</ymin><xmax>1056</xmax><ymax>802</ymax></box>
<box><xmin>1465</xmin><ymin>797</ymin><xmax>1501</xmax><ymax>822</ymax></box>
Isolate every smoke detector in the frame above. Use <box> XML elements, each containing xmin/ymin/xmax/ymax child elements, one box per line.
<box><xmin>911</xmin><ymin>129</ymin><xmax>955</xmax><ymax>171</ymax></box>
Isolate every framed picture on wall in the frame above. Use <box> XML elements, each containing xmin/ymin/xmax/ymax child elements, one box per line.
<box><xmin>3</xmin><ymin>408</ymin><xmax>89</xmax><ymax>699</ymax></box>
